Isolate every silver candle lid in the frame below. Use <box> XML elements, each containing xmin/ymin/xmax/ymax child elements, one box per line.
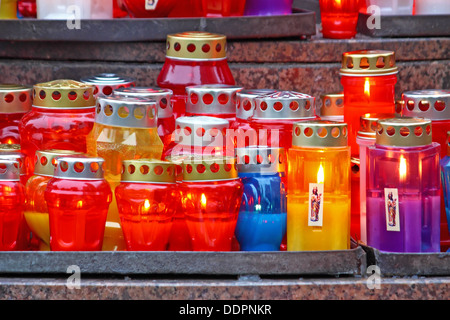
<box><xmin>113</xmin><ymin>86</ymin><xmax>174</xmax><ymax>119</ymax></box>
<box><xmin>236</xmin><ymin>89</ymin><xmax>278</xmax><ymax>120</ymax></box>
<box><xmin>186</xmin><ymin>84</ymin><xmax>243</xmax><ymax>115</ymax></box>
<box><xmin>236</xmin><ymin>146</ymin><xmax>285</xmax><ymax>174</ymax></box>
<box><xmin>174</xmin><ymin>116</ymin><xmax>229</xmax><ymax>148</ymax></box>
<box><xmin>396</xmin><ymin>89</ymin><xmax>450</xmax><ymax>120</ymax></box>
<box><xmin>0</xmin><ymin>84</ymin><xmax>32</xmax><ymax>113</ymax></box>
<box><xmin>53</xmin><ymin>156</ymin><xmax>105</xmax><ymax>180</ymax></box>
<box><xmin>0</xmin><ymin>159</ymin><xmax>21</xmax><ymax>181</ymax></box>
<box><xmin>96</xmin><ymin>95</ymin><xmax>157</xmax><ymax>128</ymax></box>
<box><xmin>80</xmin><ymin>73</ymin><xmax>135</xmax><ymax>96</ymax></box>
<box><xmin>0</xmin><ymin>153</ymin><xmax>26</xmax><ymax>176</ymax></box>
<box><xmin>253</xmin><ymin>91</ymin><xmax>316</xmax><ymax>119</ymax></box>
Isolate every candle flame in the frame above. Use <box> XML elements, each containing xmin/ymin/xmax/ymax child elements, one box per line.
<box><xmin>364</xmin><ymin>79</ymin><xmax>370</xmax><ymax>98</ymax></box>
<box><xmin>399</xmin><ymin>156</ymin><xmax>407</xmax><ymax>181</ymax></box>
<box><xmin>317</xmin><ymin>163</ymin><xmax>325</xmax><ymax>184</ymax></box>
<box><xmin>76</xmin><ymin>200</ymin><xmax>83</xmax><ymax>209</ymax></box>
<box><xmin>201</xmin><ymin>193</ymin><xmax>207</xmax><ymax>210</ymax></box>
<box><xmin>144</xmin><ymin>199</ymin><xmax>150</xmax><ymax>210</ymax></box>
<box><xmin>334</xmin><ymin>0</ymin><xmax>341</xmax><ymax>7</ymax></box>
<box><xmin>6</xmin><ymin>139</ymin><xmax>13</xmax><ymax>145</ymax></box>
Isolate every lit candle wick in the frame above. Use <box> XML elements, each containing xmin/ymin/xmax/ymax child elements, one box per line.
<box><xmin>399</xmin><ymin>155</ymin><xmax>407</xmax><ymax>182</ymax></box>
<box><xmin>317</xmin><ymin>163</ymin><xmax>325</xmax><ymax>184</ymax></box>
<box><xmin>364</xmin><ymin>78</ymin><xmax>370</xmax><ymax>99</ymax></box>
<box><xmin>201</xmin><ymin>193</ymin><xmax>207</xmax><ymax>211</ymax></box>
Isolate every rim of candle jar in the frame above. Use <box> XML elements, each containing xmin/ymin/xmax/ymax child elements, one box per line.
<box><xmin>80</xmin><ymin>73</ymin><xmax>136</xmax><ymax>97</ymax></box>
<box><xmin>95</xmin><ymin>95</ymin><xmax>158</xmax><ymax>128</ymax></box>
<box><xmin>319</xmin><ymin>92</ymin><xmax>344</xmax><ymax>117</ymax></box>
<box><xmin>292</xmin><ymin>121</ymin><xmax>348</xmax><ymax>148</ymax></box>
<box><xmin>181</xmin><ymin>156</ymin><xmax>238</xmax><ymax>182</ymax></box>
<box><xmin>174</xmin><ymin>116</ymin><xmax>230</xmax><ymax>148</ymax></box>
<box><xmin>34</xmin><ymin>150</ymin><xmax>85</xmax><ymax>177</ymax></box>
<box><xmin>53</xmin><ymin>156</ymin><xmax>105</xmax><ymax>180</ymax></box>
<box><xmin>186</xmin><ymin>84</ymin><xmax>243</xmax><ymax>116</ymax></box>
<box><xmin>396</xmin><ymin>89</ymin><xmax>450</xmax><ymax>120</ymax></box>
<box><xmin>253</xmin><ymin>91</ymin><xmax>316</xmax><ymax>120</ymax></box>
<box><xmin>447</xmin><ymin>131</ymin><xmax>450</xmax><ymax>156</ymax></box>
<box><xmin>0</xmin><ymin>144</ymin><xmax>21</xmax><ymax>152</ymax></box>
<box><xmin>357</xmin><ymin>112</ymin><xmax>398</xmax><ymax>139</ymax></box>
<box><xmin>236</xmin><ymin>89</ymin><xmax>279</xmax><ymax>120</ymax></box>
<box><xmin>121</xmin><ymin>159</ymin><xmax>177</xmax><ymax>184</ymax></box>
<box><xmin>0</xmin><ymin>159</ymin><xmax>21</xmax><ymax>181</ymax></box>
<box><xmin>0</xmin><ymin>84</ymin><xmax>32</xmax><ymax>113</ymax></box>
<box><xmin>113</xmin><ymin>86</ymin><xmax>174</xmax><ymax>119</ymax></box>
<box><xmin>235</xmin><ymin>146</ymin><xmax>286</xmax><ymax>174</ymax></box>
<box><xmin>32</xmin><ymin>79</ymin><xmax>96</xmax><ymax>109</ymax></box>
<box><xmin>0</xmin><ymin>153</ymin><xmax>26</xmax><ymax>177</ymax></box>
<box><xmin>376</xmin><ymin>117</ymin><xmax>433</xmax><ymax>147</ymax></box>
<box><xmin>339</xmin><ymin>50</ymin><xmax>398</xmax><ymax>76</ymax></box>
<box><xmin>166</xmin><ymin>31</ymin><xmax>228</xmax><ymax>61</ymax></box>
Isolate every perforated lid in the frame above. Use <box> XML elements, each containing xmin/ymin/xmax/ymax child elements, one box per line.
<box><xmin>174</xmin><ymin>116</ymin><xmax>229</xmax><ymax>148</ymax></box>
<box><xmin>95</xmin><ymin>95</ymin><xmax>157</xmax><ymax>128</ymax></box>
<box><xmin>253</xmin><ymin>91</ymin><xmax>316</xmax><ymax>120</ymax></box>
<box><xmin>53</xmin><ymin>156</ymin><xmax>105</xmax><ymax>180</ymax></box>
<box><xmin>186</xmin><ymin>84</ymin><xmax>243</xmax><ymax>115</ymax></box>
<box><xmin>292</xmin><ymin>121</ymin><xmax>348</xmax><ymax>148</ymax></box>
<box><xmin>113</xmin><ymin>86</ymin><xmax>174</xmax><ymax>118</ymax></box>
<box><xmin>166</xmin><ymin>31</ymin><xmax>227</xmax><ymax>60</ymax></box>
<box><xmin>319</xmin><ymin>92</ymin><xmax>344</xmax><ymax>117</ymax></box>
<box><xmin>236</xmin><ymin>89</ymin><xmax>278</xmax><ymax>120</ymax></box>
<box><xmin>0</xmin><ymin>144</ymin><xmax>21</xmax><ymax>152</ymax></box>
<box><xmin>357</xmin><ymin>113</ymin><xmax>397</xmax><ymax>139</ymax></box>
<box><xmin>376</xmin><ymin>117</ymin><xmax>433</xmax><ymax>147</ymax></box>
<box><xmin>340</xmin><ymin>50</ymin><xmax>398</xmax><ymax>76</ymax></box>
<box><xmin>236</xmin><ymin>146</ymin><xmax>285</xmax><ymax>174</ymax></box>
<box><xmin>34</xmin><ymin>150</ymin><xmax>85</xmax><ymax>177</ymax></box>
<box><xmin>0</xmin><ymin>84</ymin><xmax>32</xmax><ymax>113</ymax></box>
<box><xmin>80</xmin><ymin>73</ymin><xmax>135</xmax><ymax>96</ymax></box>
<box><xmin>121</xmin><ymin>159</ymin><xmax>177</xmax><ymax>183</ymax></box>
<box><xmin>181</xmin><ymin>156</ymin><xmax>238</xmax><ymax>182</ymax></box>
<box><xmin>396</xmin><ymin>89</ymin><xmax>450</xmax><ymax>120</ymax></box>
<box><xmin>0</xmin><ymin>159</ymin><xmax>21</xmax><ymax>181</ymax></box>
<box><xmin>33</xmin><ymin>79</ymin><xmax>96</xmax><ymax>109</ymax></box>
<box><xmin>0</xmin><ymin>153</ymin><xmax>26</xmax><ymax>176</ymax></box>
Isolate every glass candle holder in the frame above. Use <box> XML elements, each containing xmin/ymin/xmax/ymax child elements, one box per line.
<box><xmin>45</xmin><ymin>156</ymin><xmax>112</xmax><ymax>251</ymax></box>
<box><xmin>0</xmin><ymin>0</ymin><xmax>18</xmax><ymax>18</ymax></box>
<box><xmin>157</xmin><ymin>31</ymin><xmax>235</xmax><ymax>118</ymax></box>
<box><xmin>0</xmin><ymin>84</ymin><xmax>32</xmax><ymax>145</ymax></box>
<box><xmin>287</xmin><ymin>121</ymin><xmax>351</xmax><ymax>251</ymax></box>
<box><xmin>249</xmin><ymin>91</ymin><xmax>317</xmax><ymax>151</ymax></box>
<box><xmin>244</xmin><ymin>0</ymin><xmax>292</xmax><ymax>16</ymax></box>
<box><xmin>340</xmin><ymin>50</ymin><xmax>398</xmax><ymax>157</ymax></box>
<box><xmin>234</xmin><ymin>146</ymin><xmax>287</xmax><ymax>251</ymax></box>
<box><xmin>366</xmin><ymin>0</ymin><xmax>414</xmax><ymax>15</ymax></box>
<box><xmin>414</xmin><ymin>0</ymin><xmax>450</xmax><ymax>15</ymax></box>
<box><xmin>319</xmin><ymin>0</ymin><xmax>360</xmax><ymax>39</ymax></box>
<box><xmin>122</xmin><ymin>0</ymin><xmax>176</xmax><ymax>17</ymax></box>
<box><xmin>366</xmin><ymin>118</ymin><xmax>441</xmax><ymax>253</ymax></box>
<box><xmin>179</xmin><ymin>156</ymin><xmax>243</xmax><ymax>251</ymax></box>
<box><xmin>87</xmin><ymin>95</ymin><xmax>164</xmax><ymax>251</ymax></box>
<box><xmin>318</xmin><ymin>92</ymin><xmax>344</xmax><ymax>122</ymax></box>
<box><xmin>356</xmin><ymin>112</ymin><xmax>396</xmax><ymax>244</ymax></box>
<box><xmin>80</xmin><ymin>73</ymin><xmax>135</xmax><ymax>97</ymax></box>
<box><xmin>197</xmin><ymin>0</ymin><xmax>246</xmax><ymax>17</ymax></box>
<box><xmin>19</xmin><ymin>79</ymin><xmax>96</xmax><ymax>179</ymax></box>
<box><xmin>441</xmin><ymin>132</ymin><xmax>450</xmax><ymax>252</ymax></box>
<box><xmin>163</xmin><ymin>116</ymin><xmax>231</xmax><ymax>160</ymax></box>
<box><xmin>24</xmin><ymin>150</ymin><xmax>83</xmax><ymax>251</ymax></box>
<box><xmin>185</xmin><ymin>84</ymin><xmax>243</xmax><ymax>125</ymax></box>
<box><xmin>113</xmin><ymin>86</ymin><xmax>175</xmax><ymax>155</ymax></box>
<box><xmin>0</xmin><ymin>160</ymin><xmax>25</xmax><ymax>251</ymax></box>
<box><xmin>115</xmin><ymin>159</ymin><xmax>179</xmax><ymax>251</ymax></box>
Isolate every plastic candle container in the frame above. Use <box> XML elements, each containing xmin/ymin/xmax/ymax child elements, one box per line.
<box><xmin>45</xmin><ymin>156</ymin><xmax>112</xmax><ymax>251</ymax></box>
<box><xmin>185</xmin><ymin>84</ymin><xmax>243</xmax><ymax>125</ymax></box>
<box><xmin>19</xmin><ymin>80</ymin><xmax>96</xmax><ymax>178</ymax></box>
<box><xmin>366</xmin><ymin>0</ymin><xmax>414</xmax><ymax>15</ymax></box>
<box><xmin>0</xmin><ymin>160</ymin><xmax>25</xmax><ymax>251</ymax></box>
<box><xmin>0</xmin><ymin>84</ymin><xmax>32</xmax><ymax>145</ymax></box>
<box><xmin>157</xmin><ymin>31</ymin><xmax>235</xmax><ymax>119</ymax></box>
<box><xmin>318</xmin><ymin>92</ymin><xmax>344</xmax><ymax>122</ymax></box>
<box><xmin>87</xmin><ymin>95</ymin><xmax>163</xmax><ymax>251</ymax></box>
<box><xmin>0</xmin><ymin>0</ymin><xmax>18</xmax><ymax>18</ymax></box>
<box><xmin>319</xmin><ymin>0</ymin><xmax>360</xmax><ymax>39</ymax></box>
<box><xmin>24</xmin><ymin>150</ymin><xmax>83</xmax><ymax>251</ymax></box>
<box><xmin>37</xmin><ymin>0</ymin><xmax>113</xmax><ymax>19</ymax></box>
<box><xmin>115</xmin><ymin>159</ymin><xmax>179</xmax><ymax>251</ymax></box>
<box><xmin>197</xmin><ymin>0</ymin><xmax>246</xmax><ymax>17</ymax></box>
<box><xmin>249</xmin><ymin>91</ymin><xmax>317</xmax><ymax>151</ymax></box>
<box><xmin>366</xmin><ymin>118</ymin><xmax>441</xmax><ymax>253</ymax></box>
<box><xmin>80</xmin><ymin>73</ymin><xmax>135</xmax><ymax>97</ymax></box>
<box><xmin>441</xmin><ymin>132</ymin><xmax>450</xmax><ymax>252</ymax></box>
<box><xmin>340</xmin><ymin>50</ymin><xmax>398</xmax><ymax>157</ymax></box>
<box><xmin>179</xmin><ymin>157</ymin><xmax>243</xmax><ymax>251</ymax></box>
<box><xmin>350</xmin><ymin>157</ymin><xmax>360</xmax><ymax>241</ymax></box>
<box><xmin>414</xmin><ymin>0</ymin><xmax>450</xmax><ymax>15</ymax></box>
<box><xmin>234</xmin><ymin>146</ymin><xmax>287</xmax><ymax>251</ymax></box>
<box><xmin>244</xmin><ymin>0</ymin><xmax>292</xmax><ymax>16</ymax></box>
<box><xmin>113</xmin><ymin>86</ymin><xmax>175</xmax><ymax>154</ymax></box>
<box><xmin>122</xmin><ymin>0</ymin><xmax>176</xmax><ymax>17</ymax></box>
<box><xmin>356</xmin><ymin>113</ymin><xmax>396</xmax><ymax>243</ymax></box>
<box><xmin>287</xmin><ymin>121</ymin><xmax>351</xmax><ymax>251</ymax></box>
<box><xmin>162</xmin><ymin>116</ymin><xmax>230</xmax><ymax>160</ymax></box>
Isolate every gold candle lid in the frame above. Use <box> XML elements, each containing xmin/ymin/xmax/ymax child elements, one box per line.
<box><xmin>33</xmin><ymin>79</ymin><xmax>96</xmax><ymax>109</ymax></box>
<box><xmin>0</xmin><ymin>159</ymin><xmax>21</xmax><ymax>181</ymax></box>
<box><xmin>0</xmin><ymin>144</ymin><xmax>21</xmax><ymax>152</ymax></box>
<box><xmin>396</xmin><ymin>89</ymin><xmax>450</xmax><ymax>120</ymax></box>
<box><xmin>121</xmin><ymin>159</ymin><xmax>177</xmax><ymax>184</ymax></box>
<box><xmin>376</xmin><ymin>117</ymin><xmax>432</xmax><ymax>147</ymax></box>
<box><xmin>236</xmin><ymin>146</ymin><xmax>285</xmax><ymax>174</ymax></box>
<box><xmin>186</xmin><ymin>84</ymin><xmax>243</xmax><ymax>115</ymax></box>
<box><xmin>80</xmin><ymin>73</ymin><xmax>135</xmax><ymax>97</ymax></box>
<box><xmin>34</xmin><ymin>150</ymin><xmax>84</xmax><ymax>177</ymax></box>
<box><xmin>0</xmin><ymin>84</ymin><xmax>32</xmax><ymax>113</ymax></box>
<box><xmin>253</xmin><ymin>91</ymin><xmax>316</xmax><ymax>119</ymax></box>
<box><xmin>166</xmin><ymin>31</ymin><xmax>227</xmax><ymax>60</ymax></box>
<box><xmin>318</xmin><ymin>92</ymin><xmax>344</xmax><ymax>117</ymax></box>
<box><xmin>340</xmin><ymin>50</ymin><xmax>398</xmax><ymax>76</ymax></box>
<box><xmin>357</xmin><ymin>113</ymin><xmax>397</xmax><ymax>139</ymax></box>
<box><xmin>292</xmin><ymin>120</ymin><xmax>348</xmax><ymax>148</ymax></box>
<box><xmin>54</xmin><ymin>156</ymin><xmax>105</xmax><ymax>180</ymax></box>
<box><xmin>181</xmin><ymin>156</ymin><xmax>238</xmax><ymax>182</ymax></box>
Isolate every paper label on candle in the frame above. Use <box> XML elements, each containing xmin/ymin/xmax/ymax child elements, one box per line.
<box><xmin>384</xmin><ymin>188</ymin><xmax>400</xmax><ymax>232</ymax></box>
<box><xmin>145</xmin><ymin>0</ymin><xmax>158</xmax><ymax>10</ymax></box>
<box><xmin>308</xmin><ymin>183</ymin><xmax>324</xmax><ymax>227</ymax></box>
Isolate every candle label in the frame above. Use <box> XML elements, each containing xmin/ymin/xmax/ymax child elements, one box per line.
<box><xmin>308</xmin><ymin>183</ymin><xmax>324</xmax><ymax>227</ymax></box>
<box><xmin>145</xmin><ymin>0</ymin><xmax>158</xmax><ymax>10</ymax></box>
<box><xmin>384</xmin><ymin>188</ymin><xmax>400</xmax><ymax>232</ymax></box>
